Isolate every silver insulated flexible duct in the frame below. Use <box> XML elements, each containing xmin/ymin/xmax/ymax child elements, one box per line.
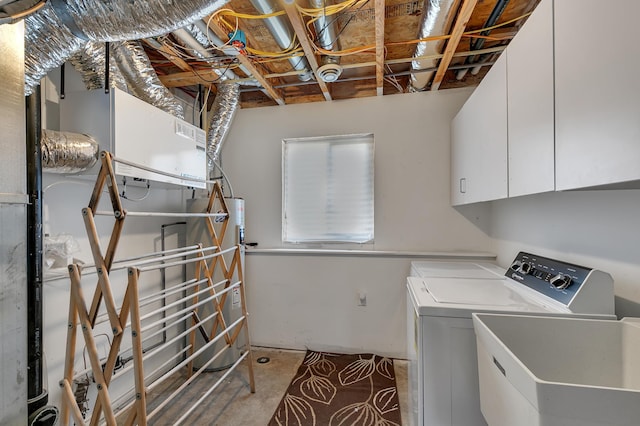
<box><xmin>41</xmin><ymin>129</ymin><xmax>99</xmax><ymax>173</ymax></box>
<box><xmin>24</xmin><ymin>0</ymin><xmax>232</xmax><ymax>94</ymax></box>
<box><xmin>409</xmin><ymin>0</ymin><xmax>456</xmax><ymax>92</ymax></box>
<box><xmin>69</xmin><ymin>41</ymin><xmax>128</xmax><ymax>92</ymax></box>
<box><xmin>207</xmin><ymin>82</ymin><xmax>239</xmax><ymax>170</ymax></box>
<box><xmin>172</xmin><ymin>26</ymin><xmax>237</xmax><ymax>83</ymax></box>
<box><xmin>111</xmin><ymin>41</ymin><xmax>185</xmax><ymax>118</ymax></box>
<box><xmin>69</xmin><ymin>41</ymin><xmax>185</xmax><ymax>118</ymax></box>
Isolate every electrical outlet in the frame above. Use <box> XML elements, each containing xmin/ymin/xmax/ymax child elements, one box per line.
<box><xmin>358</xmin><ymin>291</ymin><xmax>367</xmax><ymax>306</ymax></box>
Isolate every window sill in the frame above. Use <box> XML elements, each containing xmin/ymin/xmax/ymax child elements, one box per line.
<box><xmin>244</xmin><ymin>248</ymin><xmax>496</xmax><ymax>260</ymax></box>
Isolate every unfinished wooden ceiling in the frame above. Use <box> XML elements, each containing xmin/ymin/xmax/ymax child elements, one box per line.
<box><xmin>145</xmin><ymin>0</ymin><xmax>540</xmax><ymax>108</ymax></box>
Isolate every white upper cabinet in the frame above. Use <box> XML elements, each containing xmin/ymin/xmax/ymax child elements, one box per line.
<box><xmin>507</xmin><ymin>0</ymin><xmax>555</xmax><ymax>197</ymax></box>
<box><xmin>451</xmin><ymin>52</ymin><xmax>508</xmax><ymax>206</ymax></box>
<box><xmin>554</xmin><ymin>0</ymin><xmax>640</xmax><ymax>190</ymax></box>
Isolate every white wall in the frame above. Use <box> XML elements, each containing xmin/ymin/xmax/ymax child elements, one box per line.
<box><xmin>490</xmin><ymin>190</ymin><xmax>640</xmax><ymax>318</ymax></box>
<box><xmin>220</xmin><ymin>89</ymin><xmax>495</xmax><ymax>358</ymax></box>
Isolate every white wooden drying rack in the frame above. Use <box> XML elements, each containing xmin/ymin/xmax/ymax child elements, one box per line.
<box><xmin>59</xmin><ymin>151</ymin><xmax>255</xmax><ymax>425</ymax></box>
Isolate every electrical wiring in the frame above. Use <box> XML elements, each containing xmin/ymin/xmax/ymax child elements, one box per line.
<box><xmin>310</xmin><ymin>0</ymin><xmax>371</xmax><ymax>51</ymax></box>
<box><xmin>199</xmin><ymin>85</ymin><xmax>212</xmax><ymax>117</ymax></box>
<box><xmin>2</xmin><ymin>0</ymin><xmax>46</xmax><ymax>22</ymax></box>
<box><xmin>149</xmin><ymin>3</ymin><xmax>533</xmax><ymax>72</ymax></box>
<box><xmin>213</xmin><ymin>8</ymin><xmax>287</xmax><ymax>20</ymax></box>
<box><xmin>246</xmin><ymin>45</ymin><xmax>303</xmax><ymax>58</ymax></box>
<box><xmin>305</xmin><ymin>8</ymin><xmax>534</xmax><ymax>57</ymax></box>
<box><xmin>250</xmin><ymin>52</ymin><xmax>307</xmax><ymax>65</ymax></box>
<box><xmin>154</xmin><ymin>35</ymin><xmax>214</xmax><ymax>61</ymax></box>
<box><xmin>384</xmin><ymin>64</ymin><xmax>404</xmax><ymax>93</ymax></box>
<box><xmin>203</xmin><ymin>13</ymin><xmax>234</xmax><ymax>53</ymax></box>
<box><xmin>463</xmin><ymin>11</ymin><xmax>533</xmax><ymax>35</ymax></box>
<box><xmin>43</xmin><ymin>179</ymin><xmax>93</xmax><ymax>193</ymax></box>
<box><xmin>190</xmin><ymin>61</ymin><xmax>240</xmax><ymax>84</ymax></box>
<box><xmin>120</xmin><ymin>177</ymin><xmax>151</xmax><ymax>202</ymax></box>
<box><xmin>296</xmin><ymin>0</ymin><xmax>368</xmax><ymax>18</ymax></box>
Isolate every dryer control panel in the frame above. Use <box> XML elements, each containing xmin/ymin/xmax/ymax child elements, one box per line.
<box><xmin>507</xmin><ymin>252</ymin><xmax>594</xmax><ymax>307</ymax></box>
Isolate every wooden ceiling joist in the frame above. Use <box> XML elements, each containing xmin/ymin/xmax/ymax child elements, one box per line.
<box><xmin>374</xmin><ymin>0</ymin><xmax>385</xmax><ymax>96</ymax></box>
<box><xmin>159</xmin><ymin>69</ymin><xmax>234</xmax><ymax>87</ymax></box>
<box><xmin>282</xmin><ymin>1</ymin><xmax>332</xmax><ymax>102</ymax></box>
<box><xmin>430</xmin><ymin>0</ymin><xmax>479</xmax><ymax>91</ymax></box>
<box><xmin>144</xmin><ymin>40</ymin><xmax>194</xmax><ymax>73</ymax></box>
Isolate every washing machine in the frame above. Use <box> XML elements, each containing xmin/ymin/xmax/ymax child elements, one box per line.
<box><xmin>409</xmin><ymin>260</ymin><xmax>505</xmax><ymax>280</ymax></box>
<box><xmin>406</xmin><ymin>252</ymin><xmax>616</xmax><ymax>426</ymax></box>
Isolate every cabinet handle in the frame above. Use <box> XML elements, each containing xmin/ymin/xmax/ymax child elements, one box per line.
<box><xmin>460</xmin><ymin>178</ymin><xmax>466</xmax><ymax>194</ymax></box>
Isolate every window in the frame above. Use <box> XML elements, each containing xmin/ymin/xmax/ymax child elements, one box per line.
<box><xmin>282</xmin><ymin>133</ymin><xmax>374</xmax><ymax>243</ymax></box>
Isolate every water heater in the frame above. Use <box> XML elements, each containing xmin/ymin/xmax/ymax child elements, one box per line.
<box><xmin>186</xmin><ymin>197</ymin><xmax>245</xmax><ymax>370</ymax></box>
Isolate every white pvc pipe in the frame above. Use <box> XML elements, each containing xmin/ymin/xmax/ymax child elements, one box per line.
<box><xmin>135</xmin><ymin>245</ymin><xmax>237</xmax><ymax>272</ymax></box>
<box><xmin>137</xmin><ymin>278</ymin><xmax>201</xmax><ymax>306</ymax></box>
<box><xmin>138</xmin><ymin>278</ymin><xmax>228</xmax><ymax>322</ymax></box>
<box><xmin>79</xmin><ymin>244</ymin><xmax>202</xmax><ymax>272</ymax></box>
<box><xmin>132</xmin><ymin>281</ymin><xmax>239</xmax><ymax>332</ymax></box>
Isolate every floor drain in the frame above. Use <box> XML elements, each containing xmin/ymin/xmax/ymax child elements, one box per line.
<box><xmin>256</xmin><ymin>357</ymin><xmax>270</xmax><ymax>364</ymax></box>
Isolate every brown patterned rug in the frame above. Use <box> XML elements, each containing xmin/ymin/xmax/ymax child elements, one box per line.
<box><xmin>268</xmin><ymin>350</ymin><xmax>402</xmax><ymax>426</ymax></box>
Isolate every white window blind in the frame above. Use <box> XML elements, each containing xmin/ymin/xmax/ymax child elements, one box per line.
<box><xmin>282</xmin><ymin>133</ymin><xmax>374</xmax><ymax>243</ymax></box>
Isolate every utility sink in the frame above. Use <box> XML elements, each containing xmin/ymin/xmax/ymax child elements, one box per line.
<box><xmin>472</xmin><ymin>314</ymin><xmax>640</xmax><ymax>426</ymax></box>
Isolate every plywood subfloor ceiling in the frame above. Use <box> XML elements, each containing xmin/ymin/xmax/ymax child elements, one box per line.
<box><xmin>146</xmin><ymin>0</ymin><xmax>540</xmax><ymax>108</ymax></box>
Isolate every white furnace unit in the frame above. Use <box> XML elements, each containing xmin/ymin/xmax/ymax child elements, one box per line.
<box><xmin>60</xmin><ymin>88</ymin><xmax>207</xmax><ymax>188</ymax></box>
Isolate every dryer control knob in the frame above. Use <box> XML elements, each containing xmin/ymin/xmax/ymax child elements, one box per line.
<box><xmin>510</xmin><ymin>261</ymin><xmax>522</xmax><ymax>271</ymax></box>
<box><xmin>550</xmin><ymin>274</ymin><xmax>572</xmax><ymax>290</ymax></box>
<box><xmin>518</xmin><ymin>262</ymin><xmax>534</xmax><ymax>275</ymax></box>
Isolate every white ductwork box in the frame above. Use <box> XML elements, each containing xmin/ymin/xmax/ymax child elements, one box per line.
<box><xmin>60</xmin><ymin>87</ymin><xmax>207</xmax><ymax>189</ymax></box>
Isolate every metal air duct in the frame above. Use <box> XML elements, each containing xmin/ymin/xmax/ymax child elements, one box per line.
<box><xmin>408</xmin><ymin>0</ymin><xmax>456</xmax><ymax>92</ymax></box>
<box><xmin>69</xmin><ymin>40</ymin><xmax>185</xmax><ymax>118</ymax></box>
<box><xmin>69</xmin><ymin>41</ymin><xmax>128</xmax><ymax>92</ymax></box>
<box><xmin>172</xmin><ymin>27</ymin><xmax>238</xmax><ymax>83</ymax></box>
<box><xmin>111</xmin><ymin>40</ymin><xmax>185</xmax><ymax>118</ymax></box>
<box><xmin>248</xmin><ymin>0</ymin><xmax>314</xmax><ymax>81</ymax></box>
<box><xmin>173</xmin><ymin>25</ymin><xmax>265</xmax><ymax>88</ymax></box>
<box><xmin>24</xmin><ymin>0</ymin><xmax>233</xmax><ymax>94</ymax></box>
<box><xmin>41</xmin><ymin>129</ymin><xmax>99</xmax><ymax>173</ymax></box>
<box><xmin>206</xmin><ymin>82</ymin><xmax>239</xmax><ymax>171</ymax></box>
<box><xmin>308</xmin><ymin>0</ymin><xmax>343</xmax><ymax>83</ymax></box>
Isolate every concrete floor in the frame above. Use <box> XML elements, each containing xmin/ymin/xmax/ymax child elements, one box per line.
<box><xmin>145</xmin><ymin>347</ymin><xmax>410</xmax><ymax>425</ymax></box>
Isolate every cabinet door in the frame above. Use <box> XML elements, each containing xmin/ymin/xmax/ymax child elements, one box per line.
<box><xmin>507</xmin><ymin>0</ymin><xmax>555</xmax><ymax>197</ymax></box>
<box><xmin>450</xmin><ymin>53</ymin><xmax>508</xmax><ymax>205</ymax></box>
<box><xmin>555</xmin><ymin>0</ymin><xmax>640</xmax><ymax>190</ymax></box>
<box><xmin>451</xmin><ymin>102</ymin><xmax>472</xmax><ymax>206</ymax></box>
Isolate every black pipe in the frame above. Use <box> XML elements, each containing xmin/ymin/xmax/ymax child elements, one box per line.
<box><xmin>105</xmin><ymin>41</ymin><xmax>110</xmax><ymax>94</ymax></box>
<box><xmin>198</xmin><ymin>84</ymin><xmax>204</xmax><ymax>129</ymax></box>
<box><xmin>461</xmin><ymin>0</ymin><xmax>511</xmax><ymax>71</ymax></box>
<box><xmin>60</xmin><ymin>63</ymin><xmax>65</xmax><ymax>99</ymax></box>
<box><xmin>26</xmin><ymin>85</ymin><xmax>47</xmax><ymax>415</ymax></box>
